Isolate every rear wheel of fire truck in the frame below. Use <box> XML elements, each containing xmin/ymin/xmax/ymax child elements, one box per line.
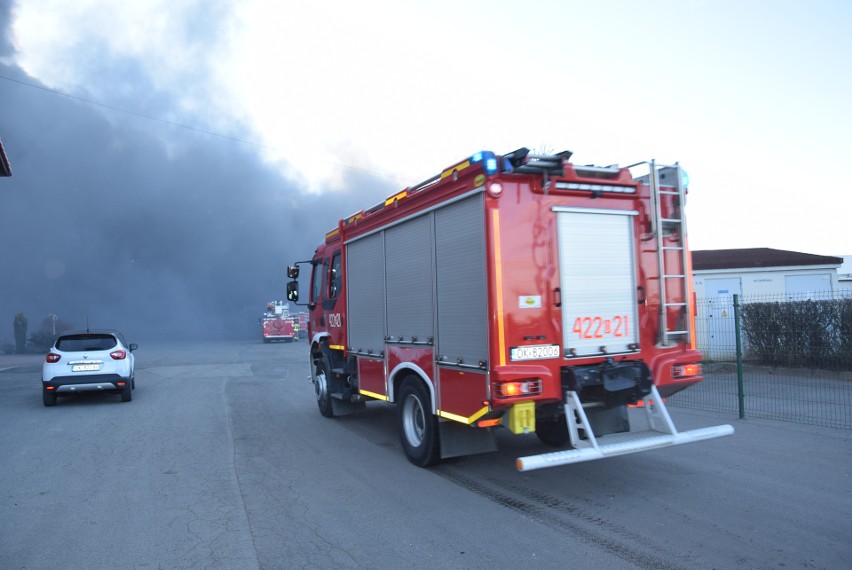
<box><xmin>536</xmin><ymin>417</ymin><xmax>570</xmax><ymax>447</ymax></box>
<box><xmin>397</xmin><ymin>376</ymin><xmax>440</xmax><ymax>467</ymax></box>
<box><xmin>313</xmin><ymin>355</ymin><xmax>334</xmax><ymax>418</ymax></box>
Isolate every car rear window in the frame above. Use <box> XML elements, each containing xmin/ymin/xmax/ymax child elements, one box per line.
<box><xmin>56</xmin><ymin>334</ymin><xmax>118</xmax><ymax>352</ymax></box>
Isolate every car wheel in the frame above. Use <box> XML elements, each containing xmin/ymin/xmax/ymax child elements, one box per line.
<box><xmin>131</xmin><ymin>377</ymin><xmax>136</xmax><ymax>390</ymax></box>
<box><xmin>536</xmin><ymin>417</ymin><xmax>570</xmax><ymax>447</ymax></box>
<box><xmin>43</xmin><ymin>391</ymin><xmax>57</xmax><ymax>407</ymax></box>
<box><xmin>314</xmin><ymin>355</ymin><xmax>334</xmax><ymax>418</ymax></box>
<box><xmin>120</xmin><ymin>384</ymin><xmax>133</xmax><ymax>402</ymax></box>
<box><xmin>397</xmin><ymin>376</ymin><xmax>440</xmax><ymax>467</ymax></box>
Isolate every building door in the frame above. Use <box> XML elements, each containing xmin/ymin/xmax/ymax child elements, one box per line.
<box><xmin>785</xmin><ymin>274</ymin><xmax>832</xmax><ymax>300</ymax></box>
<box><xmin>703</xmin><ymin>277</ymin><xmax>742</xmax><ymax>360</ymax></box>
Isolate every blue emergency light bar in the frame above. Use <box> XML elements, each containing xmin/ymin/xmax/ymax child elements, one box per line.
<box><xmin>471</xmin><ymin>151</ymin><xmax>498</xmax><ymax>175</ymax></box>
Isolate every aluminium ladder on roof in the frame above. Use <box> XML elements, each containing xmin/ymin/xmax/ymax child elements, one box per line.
<box><xmin>647</xmin><ymin>160</ymin><xmax>692</xmax><ymax>347</ymax></box>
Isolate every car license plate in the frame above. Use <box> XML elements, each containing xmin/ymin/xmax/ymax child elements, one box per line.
<box><xmin>72</xmin><ymin>364</ymin><xmax>101</xmax><ymax>372</ymax></box>
<box><xmin>510</xmin><ymin>344</ymin><xmax>561</xmax><ymax>361</ymax></box>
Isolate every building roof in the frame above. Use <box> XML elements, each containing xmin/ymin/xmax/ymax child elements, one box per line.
<box><xmin>0</xmin><ymin>138</ymin><xmax>10</xmax><ymax>177</ymax></box>
<box><xmin>692</xmin><ymin>248</ymin><xmax>843</xmax><ymax>271</ymax></box>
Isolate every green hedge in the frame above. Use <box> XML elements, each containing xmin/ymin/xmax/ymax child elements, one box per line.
<box><xmin>741</xmin><ymin>298</ymin><xmax>852</xmax><ymax>370</ymax></box>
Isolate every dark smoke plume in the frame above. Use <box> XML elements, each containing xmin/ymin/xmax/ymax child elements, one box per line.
<box><xmin>0</xmin><ymin>5</ymin><xmax>392</xmax><ymax>342</ymax></box>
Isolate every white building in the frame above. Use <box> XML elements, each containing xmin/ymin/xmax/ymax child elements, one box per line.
<box><xmin>692</xmin><ymin>248</ymin><xmax>843</xmax><ymax>301</ymax></box>
<box><xmin>838</xmin><ymin>256</ymin><xmax>852</xmax><ymax>292</ymax></box>
<box><xmin>691</xmin><ymin>248</ymin><xmax>843</xmax><ymax>359</ymax></box>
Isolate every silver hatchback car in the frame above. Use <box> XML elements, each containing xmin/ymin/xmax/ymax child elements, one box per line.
<box><xmin>42</xmin><ymin>330</ymin><xmax>137</xmax><ymax>407</ymax></box>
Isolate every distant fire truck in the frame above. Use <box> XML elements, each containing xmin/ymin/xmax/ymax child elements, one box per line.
<box><xmin>260</xmin><ymin>300</ymin><xmax>296</xmax><ymax>343</ymax></box>
<box><xmin>287</xmin><ymin>147</ymin><xmax>733</xmax><ymax>471</ymax></box>
<box><xmin>296</xmin><ymin>313</ymin><xmax>308</xmax><ymax>340</ymax></box>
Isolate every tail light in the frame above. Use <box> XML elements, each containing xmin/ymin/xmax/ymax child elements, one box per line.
<box><xmin>672</xmin><ymin>363</ymin><xmax>702</xmax><ymax>379</ymax></box>
<box><xmin>495</xmin><ymin>379</ymin><xmax>542</xmax><ymax>398</ymax></box>
<box><xmin>46</xmin><ymin>353</ymin><xmax>61</xmax><ymax>363</ymax></box>
<box><xmin>110</xmin><ymin>349</ymin><xmax>127</xmax><ymax>360</ymax></box>
<box><xmin>476</xmin><ymin>418</ymin><xmax>503</xmax><ymax>428</ymax></box>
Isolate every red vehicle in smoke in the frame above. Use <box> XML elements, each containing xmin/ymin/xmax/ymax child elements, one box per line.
<box><xmin>260</xmin><ymin>301</ymin><xmax>296</xmax><ymax>343</ymax></box>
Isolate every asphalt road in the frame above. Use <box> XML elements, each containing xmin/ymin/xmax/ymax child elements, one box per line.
<box><xmin>1</xmin><ymin>340</ymin><xmax>850</xmax><ymax>569</ymax></box>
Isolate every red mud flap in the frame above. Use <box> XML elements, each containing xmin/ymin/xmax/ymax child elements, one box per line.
<box><xmin>516</xmin><ymin>386</ymin><xmax>735</xmax><ymax>472</ymax></box>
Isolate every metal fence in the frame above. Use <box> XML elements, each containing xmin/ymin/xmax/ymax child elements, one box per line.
<box><xmin>667</xmin><ymin>291</ymin><xmax>852</xmax><ymax>429</ymax></box>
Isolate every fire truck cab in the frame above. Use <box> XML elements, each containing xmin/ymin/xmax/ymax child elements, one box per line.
<box><xmin>287</xmin><ymin>147</ymin><xmax>732</xmax><ymax>471</ymax></box>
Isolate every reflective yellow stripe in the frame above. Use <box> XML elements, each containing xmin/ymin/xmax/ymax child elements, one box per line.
<box><xmin>329</xmin><ymin>344</ymin><xmax>345</xmax><ymax>351</ymax></box>
<box><xmin>437</xmin><ymin>405</ymin><xmax>490</xmax><ymax>425</ymax></box>
<box><xmin>384</xmin><ymin>191</ymin><xmax>407</xmax><ymax>206</ymax></box>
<box><xmin>359</xmin><ymin>389</ymin><xmax>389</xmax><ymax>401</ymax></box>
<box><xmin>468</xmin><ymin>406</ymin><xmax>490</xmax><ymax>423</ymax></box>
<box><xmin>492</xmin><ymin>209</ymin><xmax>507</xmax><ymax>366</ymax></box>
<box><xmin>440</xmin><ymin>160</ymin><xmax>471</xmax><ymax>179</ymax></box>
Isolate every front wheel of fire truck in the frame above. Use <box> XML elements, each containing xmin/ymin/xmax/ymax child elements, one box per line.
<box><xmin>397</xmin><ymin>376</ymin><xmax>440</xmax><ymax>467</ymax></box>
<box><xmin>313</xmin><ymin>355</ymin><xmax>334</xmax><ymax>418</ymax></box>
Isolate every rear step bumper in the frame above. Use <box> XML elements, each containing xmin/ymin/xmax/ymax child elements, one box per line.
<box><xmin>516</xmin><ymin>385</ymin><xmax>734</xmax><ymax>472</ymax></box>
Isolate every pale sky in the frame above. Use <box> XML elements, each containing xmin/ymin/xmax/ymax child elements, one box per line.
<box><xmin>8</xmin><ymin>0</ymin><xmax>852</xmax><ymax>256</ymax></box>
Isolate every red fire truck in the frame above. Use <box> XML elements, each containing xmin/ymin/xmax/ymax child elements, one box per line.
<box><xmin>261</xmin><ymin>300</ymin><xmax>296</xmax><ymax>343</ymax></box>
<box><xmin>287</xmin><ymin>148</ymin><xmax>733</xmax><ymax>471</ymax></box>
<box><xmin>296</xmin><ymin>312</ymin><xmax>309</xmax><ymax>340</ymax></box>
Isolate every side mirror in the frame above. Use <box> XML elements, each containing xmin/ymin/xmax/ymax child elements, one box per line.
<box><xmin>286</xmin><ymin>280</ymin><xmax>299</xmax><ymax>302</ymax></box>
<box><xmin>287</xmin><ymin>265</ymin><xmax>300</xmax><ymax>279</ymax></box>
<box><xmin>129</xmin><ymin>343</ymin><xmax>138</xmax><ymax>352</ymax></box>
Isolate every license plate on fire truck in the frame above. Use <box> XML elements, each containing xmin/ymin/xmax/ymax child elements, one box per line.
<box><xmin>510</xmin><ymin>344</ymin><xmax>561</xmax><ymax>361</ymax></box>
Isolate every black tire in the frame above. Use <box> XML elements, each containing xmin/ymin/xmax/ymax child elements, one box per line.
<box><xmin>120</xmin><ymin>384</ymin><xmax>133</xmax><ymax>402</ymax></box>
<box><xmin>536</xmin><ymin>417</ymin><xmax>570</xmax><ymax>447</ymax></box>
<box><xmin>43</xmin><ymin>391</ymin><xmax>57</xmax><ymax>407</ymax></box>
<box><xmin>397</xmin><ymin>376</ymin><xmax>440</xmax><ymax>467</ymax></box>
<box><xmin>314</xmin><ymin>355</ymin><xmax>334</xmax><ymax>418</ymax></box>
<box><xmin>131</xmin><ymin>377</ymin><xmax>136</xmax><ymax>390</ymax></box>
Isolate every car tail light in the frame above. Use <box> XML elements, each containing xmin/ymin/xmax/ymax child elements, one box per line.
<box><xmin>110</xmin><ymin>349</ymin><xmax>127</xmax><ymax>360</ymax></box>
<box><xmin>495</xmin><ymin>379</ymin><xmax>542</xmax><ymax>398</ymax></box>
<box><xmin>672</xmin><ymin>363</ymin><xmax>702</xmax><ymax>379</ymax></box>
<box><xmin>46</xmin><ymin>353</ymin><xmax>61</xmax><ymax>363</ymax></box>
